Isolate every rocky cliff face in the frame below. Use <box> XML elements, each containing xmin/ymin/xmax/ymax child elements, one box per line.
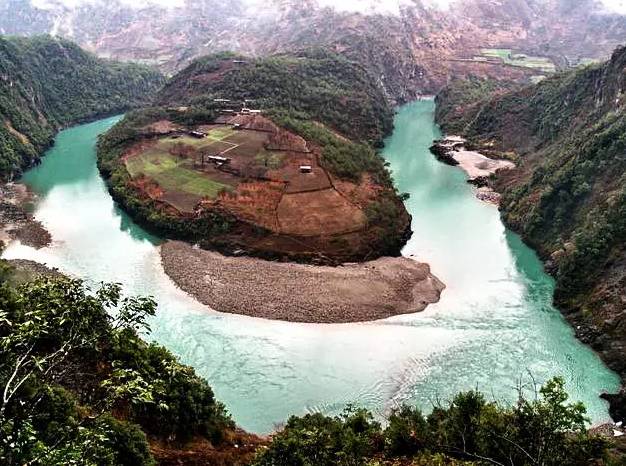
<box><xmin>2</xmin><ymin>0</ymin><xmax>626</xmax><ymax>103</ymax></box>
<box><xmin>435</xmin><ymin>48</ymin><xmax>626</xmax><ymax>420</ymax></box>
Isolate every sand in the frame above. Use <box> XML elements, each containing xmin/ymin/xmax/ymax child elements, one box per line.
<box><xmin>161</xmin><ymin>241</ymin><xmax>445</xmax><ymax>323</ymax></box>
<box><xmin>451</xmin><ymin>150</ymin><xmax>515</xmax><ymax>178</ymax></box>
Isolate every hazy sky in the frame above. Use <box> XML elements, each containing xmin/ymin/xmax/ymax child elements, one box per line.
<box><xmin>30</xmin><ymin>0</ymin><xmax>626</xmax><ymax>15</ymax></box>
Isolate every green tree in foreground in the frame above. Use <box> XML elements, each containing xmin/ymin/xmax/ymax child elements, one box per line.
<box><xmin>254</xmin><ymin>378</ymin><xmax>611</xmax><ymax>466</ymax></box>
<box><xmin>0</xmin><ymin>270</ymin><xmax>232</xmax><ymax>465</ymax></box>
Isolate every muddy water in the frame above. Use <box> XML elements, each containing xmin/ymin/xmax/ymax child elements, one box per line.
<box><xmin>2</xmin><ymin>101</ymin><xmax>619</xmax><ymax>433</ymax></box>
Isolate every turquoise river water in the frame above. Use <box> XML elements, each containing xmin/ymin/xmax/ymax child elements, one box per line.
<box><xmin>2</xmin><ymin>100</ymin><xmax>620</xmax><ymax>433</ymax></box>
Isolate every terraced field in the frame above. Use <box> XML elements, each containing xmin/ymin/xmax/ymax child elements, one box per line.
<box><xmin>123</xmin><ymin>117</ymin><xmax>376</xmax><ymax>243</ymax></box>
<box><xmin>479</xmin><ymin>48</ymin><xmax>556</xmax><ymax>73</ymax></box>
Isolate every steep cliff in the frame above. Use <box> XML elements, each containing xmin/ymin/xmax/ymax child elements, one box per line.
<box><xmin>0</xmin><ymin>35</ymin><xmax>164</xmax><ymax>178</ymax></box>
<box><xmin>435</xmin><ymin>48</ymin><xmax>626</xmax><ymax>417</ymax></box>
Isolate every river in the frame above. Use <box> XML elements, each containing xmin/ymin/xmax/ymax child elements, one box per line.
<box><xmin>2</xmin><ymin>100</ymin><xmax>619</xmax><ymax>433</ymax></box>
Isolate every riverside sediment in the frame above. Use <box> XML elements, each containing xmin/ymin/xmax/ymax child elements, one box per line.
<box><xmin>430</xmin><ymin>137</ymin><xmax>515</xmax><ymax>205</ymax></box>
<box><xmin>161</xmin><ymin>240</ymin><xmax>445</xmax><ymax>323</ymax></box>
<box><xmin>0</xmin><ymin>183</ymin><xmax>51</xmax><ymax>248</ymax></box>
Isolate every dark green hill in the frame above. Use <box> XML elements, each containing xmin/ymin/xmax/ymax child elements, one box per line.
<box><xmin>0</xmin><ymin>35</ymin><xmax>164</xmax><ymax>178</ymax></box>
<box><xmin>156</xmin><ymin>49</ymin><xmax>394</xmax><ymax>147</ymax></box>
<box><xmin>435</xmin><ymin>48</ymin><xmax>626</xmax><ymax>410</ymax></box>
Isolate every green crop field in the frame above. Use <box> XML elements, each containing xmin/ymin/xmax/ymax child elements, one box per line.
<box><xmin>207</xmin><ymin>127</ymin><xmax>235</xmax><ymax>141</ymax></box>
<box><xmin>160</xmin><ymin>136</ymin><xmax>213</xmax><ymax>149</ymax></box>
<box><xmin>480</xmin><ymin>48</ymin><xmax>556</xmax><ymax>73</ymax></box>
<box><xmin>481</xmin><ymin>48</ymin><xmax>512</xmax><ymax>60</ymax></box>
<box><xmin>125</xmin><ymin>150</ymin><xmax>230</xmax><ymax>199</ymax></box>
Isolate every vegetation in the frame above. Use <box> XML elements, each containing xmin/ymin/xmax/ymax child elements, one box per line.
<box><xmin>0</xmin><ymin>34</ymin><xmax>164</xmax><ymax>179</ymax></box>
<box><xmin>0</xmin><ymin>258</ymin><xmax>621</xmax><ymax>464</ymax></box>
<box><xmin>0</xmin><ymin>257</ymin><xmax>233</xmax><ymax>465</ymax></box>
<box><xmin>253</xmin><ymin>378</ymin><xmax>614</xmax><ymax>466</ymax></box>
<box><xmin>125</xmin><ymin>147</ymin><xmax>231</xmax><ymax>198</ymax></box>
<box><xmin>97</xmin><ymin>50</ymin><xmax>411</xmax><ymax>261</ymax></box>
<box><xmin>157</xmin><ymin>48</ymin><xmax>394</xmax><ymax>147</ymax></box>
<box><xmin>434</xmin><ymin>47</ymin><xmax>626</xmax><ymax>416</ymax></box>
<box><xmin>97</xmin><ymin>107</ymin><xmax>235</xmax><ymax>240</ymax></box>
<box><xmin>479</xmin><ymin>49</ymin><xmax>556</xmax><ymax>73</ymax></box>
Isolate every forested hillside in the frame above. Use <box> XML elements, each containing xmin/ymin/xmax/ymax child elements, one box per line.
<box><xmin>0</xmin><ymin>35</ymin><xmax>164</xmax><ymax>178</ymax></box>
<box><xmin>435</xmin><ymin>47</ymin><xmax>626</xmax><ymax>410</ymax></box>
<box><xmin>156</xmin><ymin>49</ymin><xmax>394</xmax><ymax>147</ymax></box>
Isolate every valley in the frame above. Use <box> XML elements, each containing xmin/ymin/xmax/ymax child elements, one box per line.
<box><xmin>0</xmin><ymin>1</ymin><xmax>625</xmax><ymax>463</ymax></box>
<box><xmin>3</xmin><ymin>103</ymin><xmax>619</xmax><ymax>435</ymax></box>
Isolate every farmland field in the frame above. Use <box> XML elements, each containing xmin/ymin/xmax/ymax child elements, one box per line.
<box><xmin>125</xmin><ymin>150</ymin><xmax>231</xmax><ymax>199</ymax></box>
<box><xmin>480</xmin><ymin>48</ymin><xmax>556</xmax><ymax>73</ymax></box>
<box><xmin>121</xmin><ymin>116</ymin><xmax>373</xmax><ymax>236</ymax></box>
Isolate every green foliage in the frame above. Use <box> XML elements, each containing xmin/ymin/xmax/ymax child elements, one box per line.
<box><xmin>254</xmin><ymin>377</ymin><xmax>610</xmax><ymax>466</ymax></box>
<box><xmin>384</xmin><ymin>406</ymin><xmax>428</xmax><ymax>456</ymax></box>
<box><xmin>157</xmin><ymin>48</ymin><xmax>394</xmax><ymax>147</ymax></box>
<box><xmin>0</xmin><ymin>274</ymin><xmax>231</xmax><ymax>465</ymax></box>
<box><xmin>253</xmin><ymin>406</ymin><xmax>382</xmax><ymax>466</ymax></box>
<box><xmin>270</xmin><ymin>111</ymin><xmax>390</xmax><ymax>182</ymax></box>
<box><xmin>0</xmin><ymin>34</ymin><xmax>164</xmax><ymax>179</ymax></box>
<box><xmin>435</xmin><ymin>48</ymin><xmax>626</xmax><ymax>367</ymax></box>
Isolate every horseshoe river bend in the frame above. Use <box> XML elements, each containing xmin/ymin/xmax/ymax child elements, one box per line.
<box><xmin>2</xmin><ymin>100</ymin><xmax>619</xmax><ymax>433</ymax></box>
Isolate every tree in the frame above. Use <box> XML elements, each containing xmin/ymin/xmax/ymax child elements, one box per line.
<box><xmin>0</xmin><ymin>277</ymin><xmax>156</xmax><ymax>465</ymax></box>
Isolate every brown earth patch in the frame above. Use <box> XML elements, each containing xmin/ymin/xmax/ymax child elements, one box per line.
<box><xmin>161</xmin><ymin>191</ymin><xmax>201</xmax><ymax>214</ymax></box>
<box><xmin>268</xmin><ymin>153</ymin><xmax>331</xmax><ymax>193</ymax></box>
<box><xmin>149</xmin><ymin>429</ymin><xmax>265</xmax><ymax>466</ymax></box>
<box><xmin>331</xmin><ymin>173</ymin><xmax>381</xmax><ymax>209</ymax></box>
<box><xmin>140</xmin><ymin>119</ymin><xmax>182</xmax><ymax>135</ymax></box>
<box><xmin>277</xmin><ymin>189</ymin><xmax>367</xmax><ymax>236</ymax></box>
<box><xmin>219</xmin><ymin>181</ymin><xmax>284</xmax><ymax>230</ymax></box>
<box><xmin>266</xmin><ymin>127</ymin><xmax>309</xmax><ymax>152</ymax></box>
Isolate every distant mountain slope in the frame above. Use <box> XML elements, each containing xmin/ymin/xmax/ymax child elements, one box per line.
<box><xmin>2</xmin><ymin>0</ymin><xmax>626</xmax><ymax>101</ymax></box>
<box><xmin>0</xmin><ymin>35</ymin><xmax>164</xmax><ymax>178</ymax></box>
<box><xmin>435</xmin><ymin>48</ymin><xmax>626</xmax><ymax>404</ymax></box>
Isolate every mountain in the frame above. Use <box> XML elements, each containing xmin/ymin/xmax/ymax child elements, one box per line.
<box><xmin>434</xmin><ymin>47</ymin><xmax>626</xmax><ymax>417</ymax></box>
<box><xmin>2</xmin><ymin>0</ymin><xmax>626</xmax><ymax>103</ymax></box>
<box><xmin>0</xmin><ymin>34</ymin><xmax>164</xmax><ymax>178</ymax></box>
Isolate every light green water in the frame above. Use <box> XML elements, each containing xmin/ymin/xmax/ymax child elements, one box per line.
<box><xmin>2</xmin><ymin>101</ymin><xmax>619</xmax><ymax>433</ymax></box>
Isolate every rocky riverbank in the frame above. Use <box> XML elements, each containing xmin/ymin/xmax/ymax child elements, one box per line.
<box><xmin>430</xmin><ymin>137</ymin><xmax>515</xmax><ymax>205</ymax></box>
<box><xmin>161</xmin><ymin>241</ymin><xmax>445</xmax><ymax>324</ymax></box>
<box><xmin>0</xmin><ymin>183</ymin><xmax>51</xmax><ymax>249</ymax></box>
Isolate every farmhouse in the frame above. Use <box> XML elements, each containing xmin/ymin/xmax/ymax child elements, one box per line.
<box><xmin>207</xmin><ymin>155</ymin><xmax>231</xmax><ymax>165</ymax></box>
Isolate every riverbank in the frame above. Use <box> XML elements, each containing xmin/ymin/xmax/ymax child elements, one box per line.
<box><xmin>429</xmin><ymin>137</ymin><xmax>515</xmax><ymax>205</ymax></box>
<box><xmin>161</xmin><ymin>240</ymin><xmax>445</xmax><ymax>323</ymax></box>
<box><xmin>0</xmin><ymin>183</ymin><xmax>51</xmax><ymax>249</ymax></box>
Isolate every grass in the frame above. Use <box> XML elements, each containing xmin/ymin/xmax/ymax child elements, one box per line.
<box><xmin>125</xmin><ymin>150</ymin><xmax>230</xmax><ymax>198</ymax></box>
<box><xmin>255</xmin><ymin>150</ymin><xmax>284</xmax><ymax>169</ymax></box>
<box><xmin>480</xmin><ymin>48</ymin><xmax>556</xmax><ymax>73</ymax></box>
<box><xmin>207</xmin><ymin>127</ymin><xmax>235</xmax><ymax>140</ymax></box>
